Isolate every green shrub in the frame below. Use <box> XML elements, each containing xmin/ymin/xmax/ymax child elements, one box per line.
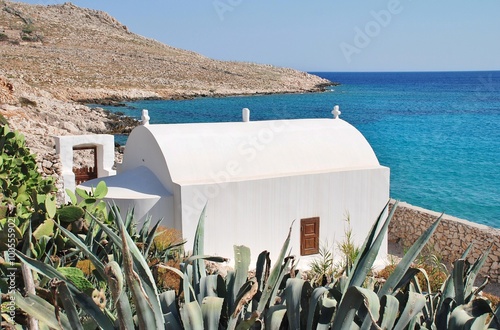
<box><xmin>21</xmin><ymin>24</ymin><xmax>34</xmax><ymax>34</ymax></box>
<box><xmin>0</xmin><ymin>124</ymin><xmax>55</xmax><ymax>221</ymax></box>
<box><xmin>337</xmin><ymin>215</ymin><xmax>360</xmax><ymax>272</ymax></box>
<box><xmin>18</xmin><ymin>97</ymin><xmax>37</xmax><ymax>107</ymax></box>
<box><xmin>307</xmin><ymin>240</ymin><xmax>335</xmax><ymax>286</ymax></box>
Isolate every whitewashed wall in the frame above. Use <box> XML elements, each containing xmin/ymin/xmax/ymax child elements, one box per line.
<box><xmin>178</xmin><ymin>167</ymin><xmax>390</xmax><ymax>268</ymax></box>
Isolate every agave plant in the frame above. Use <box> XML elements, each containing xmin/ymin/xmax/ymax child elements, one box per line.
<box><xmin>7</xmin><ymin>199</ymin><xmax>500</xmax><ymax>329</ymax></box>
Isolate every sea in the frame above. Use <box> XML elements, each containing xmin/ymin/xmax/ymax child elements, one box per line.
<box><xmin>96</xmin><ymin>71</ymin><xmax>500</xmax><ymax>228</ymax></box>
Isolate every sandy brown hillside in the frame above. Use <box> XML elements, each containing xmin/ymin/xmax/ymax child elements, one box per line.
<box><xmin>0</xmin><ymin>1</ymin><xmax>333</xmax><ymax>185</ymax></box>
<box><xmin>0</xmin><ymin>1</ymin><xmax>331</xmax><ymax>101</ymax></box>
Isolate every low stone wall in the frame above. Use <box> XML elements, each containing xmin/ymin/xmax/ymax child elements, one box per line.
<box><xmin>388</xmin><ymin>200</ymin><xmax>500</xmax><ymax>282</ymax></box>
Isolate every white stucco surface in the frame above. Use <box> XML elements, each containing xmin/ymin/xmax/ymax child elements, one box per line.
<box><xmin>80</xmin><ymin>166</ymin><xmax>170</xmax><ymax>199</ymax></box>
<box><xmin>80</xmin><ymin>166</ymin><xmax>174</xmax><ymax>224</ymax></box>
<box><xmin>121</xmin><ymin>118</ymin><xmax>380</xmax><ymax>185</ymax></box>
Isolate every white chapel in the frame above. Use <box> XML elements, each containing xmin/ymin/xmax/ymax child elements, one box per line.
<box><xmin>78</xmin><ymin>107</ymin><xmax>390</xmax><ymax>266</ymax></box>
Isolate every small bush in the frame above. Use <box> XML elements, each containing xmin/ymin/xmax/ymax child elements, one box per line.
<box><xmin>152</xmin><ymin>226</ymin><xmax>183</xmax><ymax>252</ymax></box>
<box><xmin>378</xmin><ymin>250</ymin><xmax>448</xmax><ymax>293</ymax></box>
<box><xmin>0</xmin><ymin>113</ymin><xmax>7</xmax><ymax>125</ymax></box>
<box><xmin>154</xmin><ymin>259</ymin><xmax>182</xmax><ymax>293</ymax></box>
<box><xmin>0</xmin><ymin>33</ymin><xmax>8</xmax><ymax>42</ymax></box>
<box><xmin>337</xmin><ymin>216</ymin><xmax>360</xmax><ymax>272</ymax></box>
<box><xmin>19</xmin><ymin>97</ymin><xmax>37</xmax><ymax>107</ymax></box>
<box><xmin>308</xmin><ymin>241</ymin><xmax>335</xmax><ymax>286</ymax></box>
<box><xmin>22</xmin><ymin>24</ymin><xmax>34</xmax><ymax>34</ymax></box>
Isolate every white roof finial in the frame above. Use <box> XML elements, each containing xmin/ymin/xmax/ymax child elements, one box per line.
<box><xmin>141</xmin><ymin>109</ymin><xmax>150</xmax><ymax>125</ymax></box>
<box><xmin>242</xmin><ymin>108</ymin><xmax>250</xmax><ymax>122</ymax></box>
<box><xmin>332</xmin><ymin>105</ymin><xmax>341</xmax><ymax>119</ymax></box>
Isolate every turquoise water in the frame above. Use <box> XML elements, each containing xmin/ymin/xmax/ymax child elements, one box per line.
<box><xmin>98</xmin><ymin>71</ymin><xmax>500</xmax><ymax>227</ymax></box>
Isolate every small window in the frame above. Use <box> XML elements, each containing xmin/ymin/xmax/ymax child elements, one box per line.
<box><xmin>300</xmin><ymin>217</ymin><xmax>319</xmax><ymax>256</ymax></box>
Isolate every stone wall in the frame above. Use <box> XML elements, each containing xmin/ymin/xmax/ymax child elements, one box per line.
<box><xmin>388</xmin><ymin>200</ymin><xmax>500</xmax><ymax>282</ymax></box>
<box><xmin>36</xmin><ymin>151</ymin><xmax>66</xmax><ymax>205</ymax></box>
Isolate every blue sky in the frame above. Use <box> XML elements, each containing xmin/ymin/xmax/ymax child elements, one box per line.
<box><xmin>21</xmin><ymin>0</ymin><xmax>500</xmax><ymax>72</ymax></box>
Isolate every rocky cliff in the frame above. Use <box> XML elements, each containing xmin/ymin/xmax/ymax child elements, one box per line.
<box><xmin>0</xmin><ymin>1</ymin><xmax>333</xmax><ymax>179</ymax></box>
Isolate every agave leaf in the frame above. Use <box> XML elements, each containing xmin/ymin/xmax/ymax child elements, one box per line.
<box><xmin>437</xmin><ymin>274</ymin><xmax>454</xmax><ymax>310</ymax></box>
<box><xmin>201</xmin><ymin>296</ymin><xmax>224</xmax><ymax>330</ymax></box>
<box><xmin>410</xmin><ymin>268</ymin><xmax>434</xmax><ymax>325</ymax></box>
<box><xmin>232</xmin><ymin>245</ymin><xmax>251</xmax><ymax>308</ymax></box>
<box><xmin>199</xmin><ymin>274</ymin><xmax>228</xmax><ymax>326</ymax></box>
<box><xmin>306</xmin><ymin>287</ymin><xmax>329</xmax><ymax>329</ymax></box>
<box><xmin>454</xmin><ymin>259</ymin><xmax>467</xmax><ymax>305</ymax></box>
<box><xmin>138</xmin><ymin>214</ymin><xmax>152</xmax><ymax>243</ymax></box>
<box><xmin>119</xmin><ymin>214</ymin><xmax>160</xmax><ymax>330</ymax></box>
<box><xmin>159</xmin><ymin>290</ymin><xmax>183</xmax><ymax>328</ymax></box>
<box><xmin>14</xmin><ymin>291</ymin><xmax>71</xmax><ymax>330</ymax></box>
<box><xmin>346</xmin><ymin>200</ymin><xmax>391</xmax><ymax>278</ymax></box>
<box><xmin>435</xmin><ymin>296</ymin><xmax>455</xmax><ymax>330</ymax></box>
<box><xmin>317</xmin><ymin>297</ymin><xmax>337</xmax><ymax>329</ymax></box>
<box><xmin>331</xmin><ymin>286</ymin><xmax>380</xmax><ymax>330</ymax></box>
<box><xmin>378</xmin><ymin>294</ymin><xmax>400</xmax><ymax>330</ymax></box>
<box><xmin>334</xmin><ymin>275</ymin><xmax>349</xmax><ymax>297</ymax></box>
<box><xmin>378</xmin><ymin>214</ymin><xmax>442</xmax><ymax>297</ymax></box>
<box><xmin>104</xmin><ymin>261</ymin><xmax>135</xmax><ymax>330</ymax></box>
<box><xmin>92</xmin><ymin>207</ymin><xmax>164</xmax><ymax>327</ymax></box>
<box><xmin>393</xmin><ymin>268</ymin><xmax>423</xmax><ymax>292</ymax></box>
<box><xmin>232</xmin><ymin>224</ymin><xmax>294</xmax><ymax>329</ymax></box>
<box><xmin>265</xmin><ymin>305</ymin><xmax>287</xmax><ymax>330</ymax></box>
<box><xmin>16</xmin><ymin>251</ymin><xmax>68</xmax><ymax>280</ymax></box>
<box><xmin>181</xmin><ymin>301</ymin><xmax>204</xmax><ymax>330</ymax></box>
<box><xmin>143</xmin><ymin>217</ymin><xmax>163</xmax><ymax>256</ymax></box>
<box><xmin>184</xmin><ymin>264</ymin><xmax>194</xmax><ymax>304</ymax></box>
<box><xmin>231</xmin><ymin>278</ymin><xmax>259</xmax><ymax>319</ymax></box>
<box><xmin>255</xmin><ymin>250</ymin><xmax>270</xmax><ymax>292</ymax></box>
<box><xmin>187</xmin><ymin>255</ymin><xmax>230</xmax><ymax>264</ymax></box>
<box><xmin>393</xmin><ymin>291</ymin><xmax>427</xmax><ymax>330</ymax></box>
<box><xmin>54</xmin><ymin>280</ymin><xmax>84</xmax><ymax>330</ymax></box>
<box><xmin>448</xmin><ymin>299</ymin><xmax>492</xmax><ymax>329</ymax></box>
<box><xmin>461</xmin><ymin>243</ymin><xmax>474</xmax><ymax>259</ymax></box>
<box><xmin>285</xmin><ymin>278</ymin><xmax>312</xmax><ymax>329</ymax></box>
<box><xmin>192</xmin><ymin>204</ymin><xmax>207</xmax><ymax>301</ymax></box>
<box><xmin>464</xmin><ymin>247</ymin><xmax>491</xmax><ymax>303</ymax></box>
<box><xmin>122</xmin><ymin>206</ymin><xmax>135</xmax><ymax>233</ymax></box>
<box><xmin>257</xmin><ymin>222</ymin><xmax>294</xmax><ymax>314</ymax></box>
<box><xmin>269</xmin><ymin>257</ymin><xmax>293</xmax><ymax>308</ymax></box>
<box><xmin>200</xmin><ymin>274</ymin><xmax>222</xmax><ymax>300</ymax></box>
<box><xmin>348</xmin><ymin>201</ymin><xmax>396</xmax><ymax>290</ymax></box>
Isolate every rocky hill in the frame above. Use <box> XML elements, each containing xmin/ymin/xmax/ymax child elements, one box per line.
<box><xmin>0</xmin><ymin>1</ymin><xmax>331</xmax><ymax>101</ymax></box>
<box><xmin>0</xmin><ymin>1</ymin><xmax>333</xmax><ymax>182</ymax></box>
